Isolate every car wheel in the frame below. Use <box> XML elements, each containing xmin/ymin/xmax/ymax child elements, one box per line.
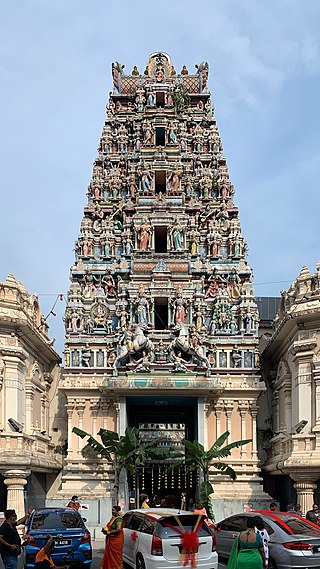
<box><xmin>268</xmin><ymin>557</ymin><xmax>278</xmax><ymax>569</ymax></box>
<box><xmin>136</xmin><ymin>553</ymin><xmax>145</xmax><ymax>569</ymax></box>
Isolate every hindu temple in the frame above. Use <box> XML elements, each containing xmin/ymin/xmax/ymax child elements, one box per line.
<box><xmin>59</xmin><ymin>52</ymin><xmax>269</xmax><ymax>520</ymax></box>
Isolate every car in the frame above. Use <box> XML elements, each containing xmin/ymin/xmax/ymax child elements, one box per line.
<box><xmin>122</xmin><ymin>508</ymin><xmax>218</xmax><ymax>569</ymax></box>
<box><xmin>24</xmin><ymin>507</ymin><xmax>92</xmax><ymax>569</ymax></box>
<box><xmin>215</xmin><ymin>510</ymin><xmax>320</xmax><ymax>568</ymax></box>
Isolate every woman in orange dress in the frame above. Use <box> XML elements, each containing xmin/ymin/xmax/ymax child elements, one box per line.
<box><xmin>101</xmin><ymin>506</ymin><xmax>124</xmax><ymax>569</ymax></box>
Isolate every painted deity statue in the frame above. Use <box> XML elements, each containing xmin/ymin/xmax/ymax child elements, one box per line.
<box><xmin>170</xmin><ymin>219</ymin><xmax>183</xmax><ymax>250</ymax></box>
<box><xmin>134</xmin><ymin>287</ymin><xmax>150</xmax><ymax>325</ymax></box>
<box><xmin>138</xmin><ymin>218</ymin><xmax>152</xmax><ymax>250</ymax></box>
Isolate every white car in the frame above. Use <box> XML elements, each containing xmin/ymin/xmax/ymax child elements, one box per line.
<box><xmin>123</xmin><ymin>508</ymin><xmax>218</xmax><ymax>569</ymax></box>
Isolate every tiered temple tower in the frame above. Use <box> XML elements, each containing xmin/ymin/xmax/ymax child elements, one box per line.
<box><xmin>60</xmin><ymin>52</ymin><xmax>268</xmax><ymax>519</ymax></box>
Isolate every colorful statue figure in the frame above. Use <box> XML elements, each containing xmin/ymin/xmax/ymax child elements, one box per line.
<box><xmin>196</xmin><ymin>61</ymin><xmax>209</xmax><ymax>93</ymax></box>
<box><xmin>112</xmin><ymin>61</ymin><xmax>124</xmax><ymax>93</ymax></box>
<box><xmin>134</xmin><ymin>287</ymin><xmax>150</xmax><ymax>325</ymax></box>
<box><xmin>170</xmin><ymin>219</ymin><xmax>183</xmax><ymax>250</ymax></box>
<box><xmin>171</xmin><ymin>287</ymin><xmax>189</xmax><ymax>325</ymax></box>
<box><xmin>138</xmin><ymin>218</ymin><xmax>152</xmax><ymax>250</ymax></box>
<box><xmin>147</xmin><ymin>92</ymin><xmax>156</xmax><ymax>106</ymax></box>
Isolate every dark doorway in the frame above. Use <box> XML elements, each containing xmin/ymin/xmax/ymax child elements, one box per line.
<box><xmin>154</xmin><ymin>297</ymin><xmax>168</xmax><ymax>329</ymax></box>
<box><xmin>155</xmin><ymin>170</ymin><xmax>166</xmax><ymax>194</ymax></box>
<box><xmin>127</xmin><ymin>397</ymin><xmax>197</xmax><ymax>509</ymax></box>
<box><xmin>156</xmin><ymin>127</ymin><xmax>165</xmax><ymax>146</ymax></box>
<box><xmin>156</xmin><ymin>92</ymin><xmax>165</xmax><ymax>108</ymax></box>
<box><xmin>154</xmin><ymin>226</ymin><xmax>167</xmax><ymax>253</ymax></box>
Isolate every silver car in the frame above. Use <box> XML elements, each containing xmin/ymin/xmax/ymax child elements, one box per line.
<box><xmin>123</xmin><ymin>508</ymin><xmax>218</xmax><ymax>569</ymax></box>
<box><xmin>215</xmin><ymin>511</ymin><xmax>320</xmax><ymax>568</ymax></box>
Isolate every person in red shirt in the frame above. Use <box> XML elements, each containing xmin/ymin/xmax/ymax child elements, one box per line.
<box><xmin>66</xmin><ymin>496</ymin><xmax>80</xmax><ymax>511</ymax></box>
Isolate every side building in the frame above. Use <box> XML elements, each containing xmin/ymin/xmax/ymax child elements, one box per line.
<box><xmin>0</xmin><ymin>274</ymin><xmax>62</xmax><ymax>517</ymax></box>
<box><xmin>57</xmin><ymin>52</ymin><xmax>270</xmax><ymax>527</ymax></box>
<box><xmin>261</xmin><ymin>263</ymin><xmax>320</xmax><ymax>513</ymax></box>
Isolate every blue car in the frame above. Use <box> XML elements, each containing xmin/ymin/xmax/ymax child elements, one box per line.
<box><xmin>24</xmin><ymin>507</ymin><xmax>92</xmax><ymax>569</ymax></box>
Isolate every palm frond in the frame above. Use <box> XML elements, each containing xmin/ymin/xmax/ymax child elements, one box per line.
<box><xmin>213</xmin><ymin>462</ymin><xmax>237</xmax><ymax>480</ymax></box>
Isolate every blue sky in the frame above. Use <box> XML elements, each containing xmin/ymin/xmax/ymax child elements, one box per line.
<box><xmin>1</xmin><ymin>0</ymin><xmax>320</xmax><ymax>354</ymax></box>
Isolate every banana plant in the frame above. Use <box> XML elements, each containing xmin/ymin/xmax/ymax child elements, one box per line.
<box><xmin>72</xmin><ymin>425</ymin><xmax>179</xmax><ymax>504</ymax></box>
<box><xmin>181</xmin><ymin>432</ymin><xmax>251</xmax><ymax>520</ymax></box>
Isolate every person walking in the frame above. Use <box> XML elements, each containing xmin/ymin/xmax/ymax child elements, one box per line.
<box><xmin>0</xmin><ymin>507</ymin><xmax>34</xmax><ymax>569</ymax></box>
<box><xmin>101</xmin><ymin>506</ymin><xmax>124</xmax><ymax>569</ymax></box>
<box><xmin>227</xmin><ymin>517</ymin><xmax>266</xmax><ymax>569</ymax></box>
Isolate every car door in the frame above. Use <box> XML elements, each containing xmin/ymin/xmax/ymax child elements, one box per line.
<box><xmin>123</xmin><ymin>513</ymin><xmax>145</xmax><ymax>566</ymax></box>
<box><xmin>216</xmin><ymin>515</ymin><xmax>247</xmax><ymax>561</ymax></box>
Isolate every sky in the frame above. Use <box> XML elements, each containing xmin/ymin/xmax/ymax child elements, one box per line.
<box><xmin>1</xmin><ymin>0</ymin><xmax>320</xmax><ymax>355</ymax></box>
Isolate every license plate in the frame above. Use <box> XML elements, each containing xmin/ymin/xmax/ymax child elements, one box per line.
<box><xmin>55</xmin><ymin>539</ymin><xmax>71</xmax><ymax>546</ymax></box>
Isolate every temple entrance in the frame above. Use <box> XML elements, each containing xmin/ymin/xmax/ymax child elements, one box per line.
<box><xmin>127</xmin><ymin>396</ymin><xmax>198</xmax><ymax>509</ymax></box>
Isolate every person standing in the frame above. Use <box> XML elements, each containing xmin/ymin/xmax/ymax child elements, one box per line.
<box><xmin>306</xmin><ymin>504</ymin><xmax>319</xmax><ymax>523</ymax></box>
<box><xmin>66</xmin><ymin>496</ymin><xmax>80</xmax><ymax>511</ymax></box>
<box><xmin>0</xmin><ymin>507</ymin><xmax>33</xmax><ymax>569</ymax></box>
<box><xmin>269</xmin><ymin>502</ymin><xmax>277</xmax><ymax>511</ymax></box>
<box><xmin>253</xmin><ymin>516</ymin><xmax>270</xmax><ymax>567</ymax></box>
<box><xmin>101</xmin><ymin>506</ymin><xmax>124</xmax><ymax>569</ymax></box>
<box><xmin>228</xmin><ymin>517</ymin><xmax>266</xmax><ymax>569</ymax></box>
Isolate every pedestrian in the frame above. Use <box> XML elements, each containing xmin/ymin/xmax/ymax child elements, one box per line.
<box><xmin>141</xmin><ymin>496</ymin><xmax>149</xmax><ymax>508</ymax></box>
<box><xmin>253</xmin><ymin>516</ymin><xmax>270</xmax><ymax>567</ymax></box>
<box><xmin>269</xmin><ymin>502</ymin><xmax>277</xmax><ymax>511</ymax></box>
<box><xmin>66</xmin><ymin>496</ymin><xmax>81</xmax><ymax>511</ymax></box>
<box><xmin>0</xmin><ymin>507</ymin><xmax>34</xmax><ymax>569</ymax></box>
<box><xmin>294</xmin><ymin>503</ymin><xmax>302</xmax><ymax>516</ymax></box>
<box><xmin>35</xmin><ymin>535</ymin><xmax>69</xmax><ymax>569</ymax></box>
<box><xmin>187</xmin><ymin>498</ymin><xmax>195</xmax><ymax>512</ymax></box>
<box><xmin>194</xmin><ymin>501</ymin><xmax>207</xmax><ymax>516</ymax></box>
<box><xmin>227</xmin><ymin>517</ymin><xmax>266</xmax><ymax>569</ymax></box>
<box><xmin>306</xmin><ymin>504</ymin><xmax>319</xmax><ymax>523</ymax></box>
<box><xmin>101</xmin><ymin>506</ymin><xmax>124</xmax><ymax>569</ymax></box>
<box><xmin>286</xmin><ymin>503</ymin><xmax>296</xmax><ymax>514</ymax></box>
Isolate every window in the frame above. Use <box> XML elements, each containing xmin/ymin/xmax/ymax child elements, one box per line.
<box><xmin>156</xmin><ymin>92</ymin><xmax>165</xmax><ymax>107</ymax></box>
<box><xmin>155</xmin><ymin>170</ymin><xmax>166</xmax><ymax>194</ymax></box>
<box><xmin>220</xmin><ymin>515</ymin><xmax>247</xmax><ymax>532</ymax></box>
<box><xmin>154</xmin><ymin>298</ymin><xmax>168</xmax><ymax>330</ymax></box>
<box><xmin>31</xmin><ymin>511</ymin><xmax>84</xmax><ymax>530</ymax></box>
<box><xmin>155</xmin><ymin>226</ymin><xmax>167</xmax><ymax>253</ymax></box>
<box><xmin>140</xmin><ymin>517</ymin><xmax>156</xmax><ymax>535</ymax></box>
<box><xmin>156</xmin><ymin>128</ymin><xmax>165</xmax><ymax>146</ymax></box>
<box><xmin>157</xmin><ymin>515</ymin><xmax>212</xmax><ymax>538</ymax></box>
<box><xmin>276</xmin><ymin>516</ymin><xmax>320</xmax><ymax>535</ymax></box>
<box><xmin>126</xmin><ymin>514</ymin><xmax>144</xmax><ymax>531</ymax></box>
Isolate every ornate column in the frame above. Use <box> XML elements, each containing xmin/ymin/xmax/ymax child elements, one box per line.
<box><xmin>293</xmin><ymin>479</ymin><xmax>317</xmax><ymax>515</ymax></box>
<box><xmin>90</xmin><ymin>399</ymin><xmax>100</xmax><ymax>438</ymax></box>
<box><xmin>238</xmin><ymin>401</ymin><xmax>248</xmax><ymax>457</ymax></box>
<box><xmin>76</xmin><ymin>400</ymin><xmax>86</xmax><ymax>455</ymax></box>
<box><xmin>249</xmin><ymin>401</ymin><xmax>258</xmax><ymax>460</ymax></box>
<box><xmin>66</xmin><ymin>400</ymin><xmax>75</xmax><ymax>459</ymax></box>
<box><xmin>215</xmin><ymin>401</ymin><xmax>223</xmax><ymax>438</ymax></box>
<box><xmin>224</xmin><ymin>400</ymin><xmax>234</xmax><ymax>440</ymax></box>
<box><xmin>4</xmin><ymin>470</ymin><xmax>30</xmax><ymax>518</ymax></box>
<box><xmin>25</xmin><ymin>387</ymin><xmax>34</xmax><ymax>434</ymax></box>
<box><xmin>283</xmin><ymin>383</ymin><xmax>292</xmax><ymax>434</ymax></box>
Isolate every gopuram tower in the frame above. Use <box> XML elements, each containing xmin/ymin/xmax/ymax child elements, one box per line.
<box><xmin>60</xmin><ymin>52</ymin><xmax>268</xmax><ymax>519</ymax></box>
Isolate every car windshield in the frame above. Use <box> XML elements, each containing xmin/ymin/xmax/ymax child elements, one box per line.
<box><xmin>31</xmin><ymin>511</ymin><xmax>84</xmax><ymax>530</ymax></box>
<box><xmin>274</xmin><ymin>515</ymin><xmax>320</xmax><ymax>535</ymax></box>
<box><xmin>157</xmin><ymin>515</ymin><xmax>212</xmax><ymax>538</ymax></box>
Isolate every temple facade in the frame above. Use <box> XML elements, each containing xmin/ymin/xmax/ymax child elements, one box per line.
<box><xmin>58</xmin><ymin>52</ymin><xmax>269</xmax><ymax>524</ymax></box>
<box><xmin>261</xmin><ymin>263</ymin><xmax>320</xmax><ymax>513</ymax></box>
<box><xmin>0</xmin><ymin>274</ymin><xmax>61</xmax><ymax>516</ymax></box>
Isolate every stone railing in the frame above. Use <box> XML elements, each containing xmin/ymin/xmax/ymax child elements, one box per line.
<box><xmin>0</xmin><ymin>432</ymin><xmax>56</xmax><ymax>459</ymax></box>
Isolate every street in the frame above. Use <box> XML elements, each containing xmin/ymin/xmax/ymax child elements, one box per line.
<box><xmin>91</xmin><ymin>541</ymin><xmax>227</xmax><ymax>569</ymax></box>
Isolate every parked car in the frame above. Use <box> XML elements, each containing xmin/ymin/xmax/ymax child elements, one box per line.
<box><xmin>122</xmin><ymin>508</ymin><xmax>218</xmax><ymax>569</ymax></box>
<box><xmin>215</xmin><ymin>510</ymin><xmax>320</xmax><ymax>568</ymax></box>
<box><xmin>24</xmin><ymin>507</ymin><xmax>92</xmax><ymax>569</ymax></box>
